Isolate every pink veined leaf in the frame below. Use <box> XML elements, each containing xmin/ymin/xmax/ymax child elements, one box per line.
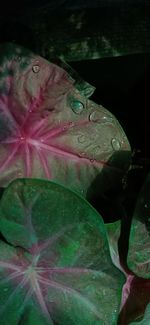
<box><xmin>0</xmin><ymin>178</ymin><xmax>124</xmax><ymax>324</ymax></box>
<box><xmin>0</xmin><ymin>43</ymin><xmax>131</xmax><ymax>198</ymax></box>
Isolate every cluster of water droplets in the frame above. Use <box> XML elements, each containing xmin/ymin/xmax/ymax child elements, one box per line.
<box><xmin>89</xmin><ymin>109</ymin><xmax>121</xmax><ymax>152</ymax></box>
<box><xmin>76</xmin><ymin>107</ymin><xmax>122</xmax><ymax>162</ymax></box>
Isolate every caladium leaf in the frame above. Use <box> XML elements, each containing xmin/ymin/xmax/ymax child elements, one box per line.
<box><xmin>0</xmin><ymin>178</ymin><xmax>125</xmax><ymax>324</ymax></box>
<box><xmin>127</xmin><ymin>173</ymin><xmax>150</xmax><ymax>278</ymax></box>
<box><xmin>0</xmin><ymin>43</ymin><xmax>131</xmax><ymax>198</ymax></box>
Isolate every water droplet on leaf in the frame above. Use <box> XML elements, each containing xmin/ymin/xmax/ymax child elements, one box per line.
<box><xmin>111</xmin><ymin>138</ymin><xmax>121</xmax><ymax>151</ymax></box>
<box><xmin>71</xmin><ymin>100</ymin><xmax>84</xmax><ymax>114</ymax></box>
<box><xmin>102</xmin><ymin>115</ymin><xmax>113</xmax><ymax>123</ymax></box>
<box><xmin>32</xmin><ymin>65</ymin><xmax>40</xmax><ymax>73</ymax></box>
<box><xmin>89</xmin><ymin>111</ymin><xmax>113</xmax><ymax>124</ymax></box>
<box><xmin>79</xmin><ymin>152</ymin><xmax>86</xmax><ymax>158</ymax></box>
<box><xmin>89</xmin><ymin>111</ymin><xmax>102</xmax><ymax>123</ymax></box>
<box><xmin>78</xmin><ymin>135</ymin><xmax>86</xmax><ymax>143</ymax></box>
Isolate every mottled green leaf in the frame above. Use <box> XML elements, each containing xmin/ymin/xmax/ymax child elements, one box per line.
<box><xmin>0</xmin><ymin>178</ymin><xmax>124</xmax><ymax>324</ymax></box>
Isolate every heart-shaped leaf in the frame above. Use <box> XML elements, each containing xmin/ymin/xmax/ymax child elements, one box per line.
<box><xmin>0</xmin><ymin>43</ymin><xmax>131</xmax><ymax>198</ymax></box>
<box><xmin>0</xmin><ymin>178</ymin><xmax>124</xmax><ymax>324</ymax></box>
<box><xmin>127</xmin><ymin>173</ymin><xmax>150</xmax><ymax>278</ymax></box>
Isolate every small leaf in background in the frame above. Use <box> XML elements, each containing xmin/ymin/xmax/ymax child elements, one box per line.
<box><xmin>120</xmin><ymin>172</ymin><xmax>150</xmax><ymax>324</ymax></box>
<box><xmin>127</xmin><ymin>173</ymin><xmax>150</xmax><ymax>278</ymax></box>
<box><xmin>0</xmin><ymin>178</ymin><xmax>125</xmax><ymax>324</ymax></box>
<box><xmin>105</xmin><ymin>219</ymin><xmax>150</xmax><ymax>324</ymax></box>
<box><xmin>0</xmin><ymin>43</ymin><xmax>131</xmax><ymax>198</ymax></box>
<box><xmin>105</xmin><ymin>220</ymin><xmax>125</xmax><ymax>274</ymax></box>
<box><xmin>118</xmin><ymin>274</ymin><xmax>150</xmax><ymax>325</ymax></box>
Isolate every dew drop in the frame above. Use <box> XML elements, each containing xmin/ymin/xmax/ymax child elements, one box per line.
<box><xmin>78</xmin><ymin>135</ymin><xmax>86</xmax><ymax>143</ymax></box>
<box><xmin>89</xmin><ymin>111</ymin><xmax>103</xmax><ymax>123</ymax></box>
<box><xmin>79</xmin><ymin>152</ymin><xmax>86</xmax><ymax>158</ymax></box>
<box><xmin>71</xmin><ymin>100</ymin><xmax>84</xmax><ymax>114</ymax></box>
<box><xmin>111</xmin><ymin>138</ymin><xmax>121</xmax><ymax>151</ymax></box>
<box><xmin>89</xmin><ymin>111</ymin><xmax>113</xmax><ymax>124</ymax></box>
<box><xmin>102</xmin><ymin>115</ymin><xmax>113</xmax><ymax>123</ymax></box>
<box><xmin>32</xmin><ymin>65</ymin><xmax>40</xmax><ymax>73</ymax></box>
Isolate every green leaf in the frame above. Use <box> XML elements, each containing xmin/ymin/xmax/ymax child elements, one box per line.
<box><xmin>0</xmin><ymin>178</ymin><xmax>124</xmax><ymax>324</ymax></box>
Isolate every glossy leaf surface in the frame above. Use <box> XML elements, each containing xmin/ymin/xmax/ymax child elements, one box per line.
<box><xmin>0</xmin><ymin>178</ymin><xmax>124</xmax><ymax>324</ymax></box>
<box><xmin>0</xmin><ymin>43</ymin><xmax>131</xmax><ymax>197</ymax></box>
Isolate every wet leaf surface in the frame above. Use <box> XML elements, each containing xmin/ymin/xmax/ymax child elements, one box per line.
<box><xmin>0</xmin><ymin>43</ymin><xmax>131</xmax><ymax>198</ymax></box>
